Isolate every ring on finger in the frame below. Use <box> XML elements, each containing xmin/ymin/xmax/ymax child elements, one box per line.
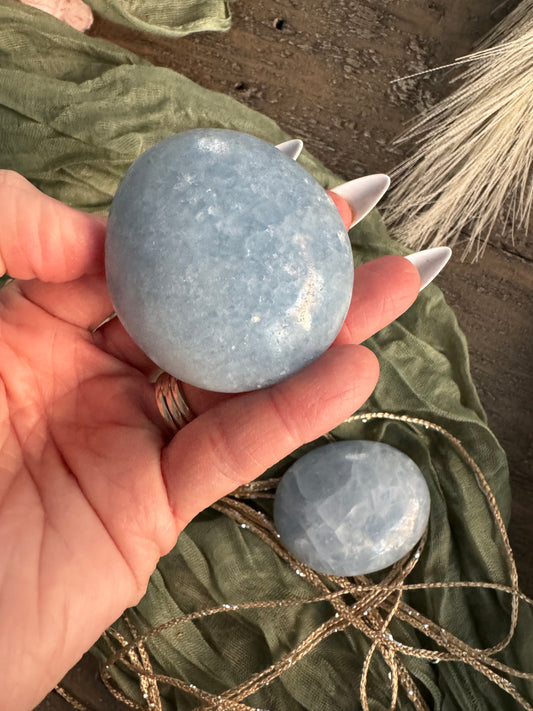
<box><xmin>155</xmin><ymin>372</ymin><xmax>196</xmax><ymax>432</ymax></box>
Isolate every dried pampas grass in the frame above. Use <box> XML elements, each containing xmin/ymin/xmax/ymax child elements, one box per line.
<box><xmin>385</xmin><ymin>1</ymin><xmax>533</xmax><ymax>260</ymax></box>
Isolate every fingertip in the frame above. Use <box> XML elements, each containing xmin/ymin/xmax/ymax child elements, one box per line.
<box><xmin>327</xmin><ymin>190</ymin><xmax>353</xmax><ymax>230</ymax></box>
<box><xmin>378</xmin><ymin>254</ymin><xmax>421</xmax><ymax>297</ymax></box>
<box><xmin>336</xmin><ymin>254</ymin><xmax>421</xmax><ymax>346</ymax></box>
<box><xmin>0</xmin><ymin>171</ymin><xmax>107</xmax><ymax>282</ymax></box>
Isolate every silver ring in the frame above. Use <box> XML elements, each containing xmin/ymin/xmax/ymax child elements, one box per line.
<box><xmin>155</xmin><ymin>372</ymin><xmax>196</xmax><ymax>431</ymax></box>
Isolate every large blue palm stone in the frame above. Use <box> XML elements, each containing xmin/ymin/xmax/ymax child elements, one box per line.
<box><xmin>106</xmin><ymin>129</ymin><xmax>354</xmax><ymax>392</ymax></box>
<box><xmin>274</xmin><ymin>441</ymin><xmax>431</xmax><ymax>576</ymax></box>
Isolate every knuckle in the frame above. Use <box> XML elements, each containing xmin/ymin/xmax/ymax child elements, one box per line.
<box><xmin>205</xmin><ymin>416</ymin><xmax>254</xmax><ymax>487</ymax></box>
<box><xmin>266</xmin><ymin>388</ymin><xmax>303</xmax><ymax>450</ymax></box>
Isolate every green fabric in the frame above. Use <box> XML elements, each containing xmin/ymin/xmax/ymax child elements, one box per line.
<box><xmin>86</xmin><ymin>0</ymin><xmax>232</xmax><ymax>37</ymax></box>
<box><xmin>1</xmin><ymin>3</ymin><xmax>532</xmax><ymax>708</ymax></box>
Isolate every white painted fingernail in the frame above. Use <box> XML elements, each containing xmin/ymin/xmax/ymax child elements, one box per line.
<box><xmin>405</xmin><ymin>247</ymin><xmax>452</xmax><ymax>291</ymax></box>
<box><xmin>276</xmin><ymin>139</ymin><xmax>304</xmax><ymax>160</ymax></box>
<box><xmin>331</xmin><ymin>174</ymin><xmax>390</xmax><ymax>228</ymax></box>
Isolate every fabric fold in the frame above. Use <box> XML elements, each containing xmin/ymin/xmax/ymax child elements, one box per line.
<box><xmin>85</xmin><ymin>0</ymin><xmax>232</xmax><ymax>37</ymax></box>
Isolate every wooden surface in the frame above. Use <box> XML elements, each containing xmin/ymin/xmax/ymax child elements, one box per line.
<box><xmin>38</xmin><ymin>1</ymin><xmax>532</xmax><ymax>708</ymax></box>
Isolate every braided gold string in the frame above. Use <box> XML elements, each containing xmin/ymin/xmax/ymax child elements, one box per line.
<box><xmin>56</xmin><ymin>412</ymin><xmax>533</xmax><ymax>711</ymax></box>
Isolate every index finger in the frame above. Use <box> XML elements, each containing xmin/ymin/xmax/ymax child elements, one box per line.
<box><xmin>0</xmin><ymin>171</ymin><xmax>106</xmax><ymax>282</ymax></box>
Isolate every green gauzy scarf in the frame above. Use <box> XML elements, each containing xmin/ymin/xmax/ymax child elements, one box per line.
<box><xmin>85</xmin><ymin>0</ymin><xmax>232</xmax><ymax>37</ymax></box>
<box><xmin>1</xmin><ymin>2</ymin><xmax>531</xmax><ymax>709</ymax></box>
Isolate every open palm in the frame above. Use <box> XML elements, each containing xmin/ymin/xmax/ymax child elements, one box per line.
<box><xmin>0</xmin><ymin>171</ymin><xmax>419</xmax><ymax>710</ymax></box>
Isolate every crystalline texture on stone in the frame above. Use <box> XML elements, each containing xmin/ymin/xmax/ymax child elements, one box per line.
<box><xmin>105</xmin><ymin>129</ymin><xmax>354</xmax><ymax>393</ymax></box>
<box><xmin>273</xmin><ymin>441</ymin><xmax>431</xmax><ymax>576</ymax></box>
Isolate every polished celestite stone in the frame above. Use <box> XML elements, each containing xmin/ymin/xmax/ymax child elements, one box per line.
<box><xmin>273</xmin><ymin>441</ymin><xmax>431</xmax><ymax>576</ymax></box>
<box><xmin>106</xmin><ymin>129</ymin><xmax>354</xmax><ymax>393</ymax></box>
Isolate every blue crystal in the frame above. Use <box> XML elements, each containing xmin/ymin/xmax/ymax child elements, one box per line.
<box><xmin>106</xmin><ymin>129</ymin><xmax>353</xmax><ymax>392</ymax></box>
<box><xmin>273</xmin><ymin>441</ymin><xmax>431</xmax><ymax>576</ymax></box>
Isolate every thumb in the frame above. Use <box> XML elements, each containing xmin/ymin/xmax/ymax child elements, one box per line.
<box><xmin>0</xmin><ymin>171</ymin><xmax>106</xmax><ymax>282</ymax></box>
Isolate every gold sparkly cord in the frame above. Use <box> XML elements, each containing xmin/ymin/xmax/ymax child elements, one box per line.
<box><xmin>56</xmin><ymin>412</ymin><xmax>533</xmax><ymax>711</ymax></box>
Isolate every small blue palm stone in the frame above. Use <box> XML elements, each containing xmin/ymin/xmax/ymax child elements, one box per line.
<box><xmin>106</xmin><ymin>129</ymin><xmax>354</xmax><ymax>392</ymax></box>
<box><xmin>273</xmin><ymin>441</ymin><xmax>431</xmax><ymax>576</ymax></box>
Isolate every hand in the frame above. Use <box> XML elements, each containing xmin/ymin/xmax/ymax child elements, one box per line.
<box><xmin>0</xmin><ymin>171</ymin><xmax>419</xmax><ymax>710</ymax></box>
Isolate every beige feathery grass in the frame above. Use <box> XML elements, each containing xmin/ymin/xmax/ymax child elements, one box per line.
<box><xmin>385</xmin><ymin>1</ymin><xmax>533</xmax><ymax>259</ymax></box>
